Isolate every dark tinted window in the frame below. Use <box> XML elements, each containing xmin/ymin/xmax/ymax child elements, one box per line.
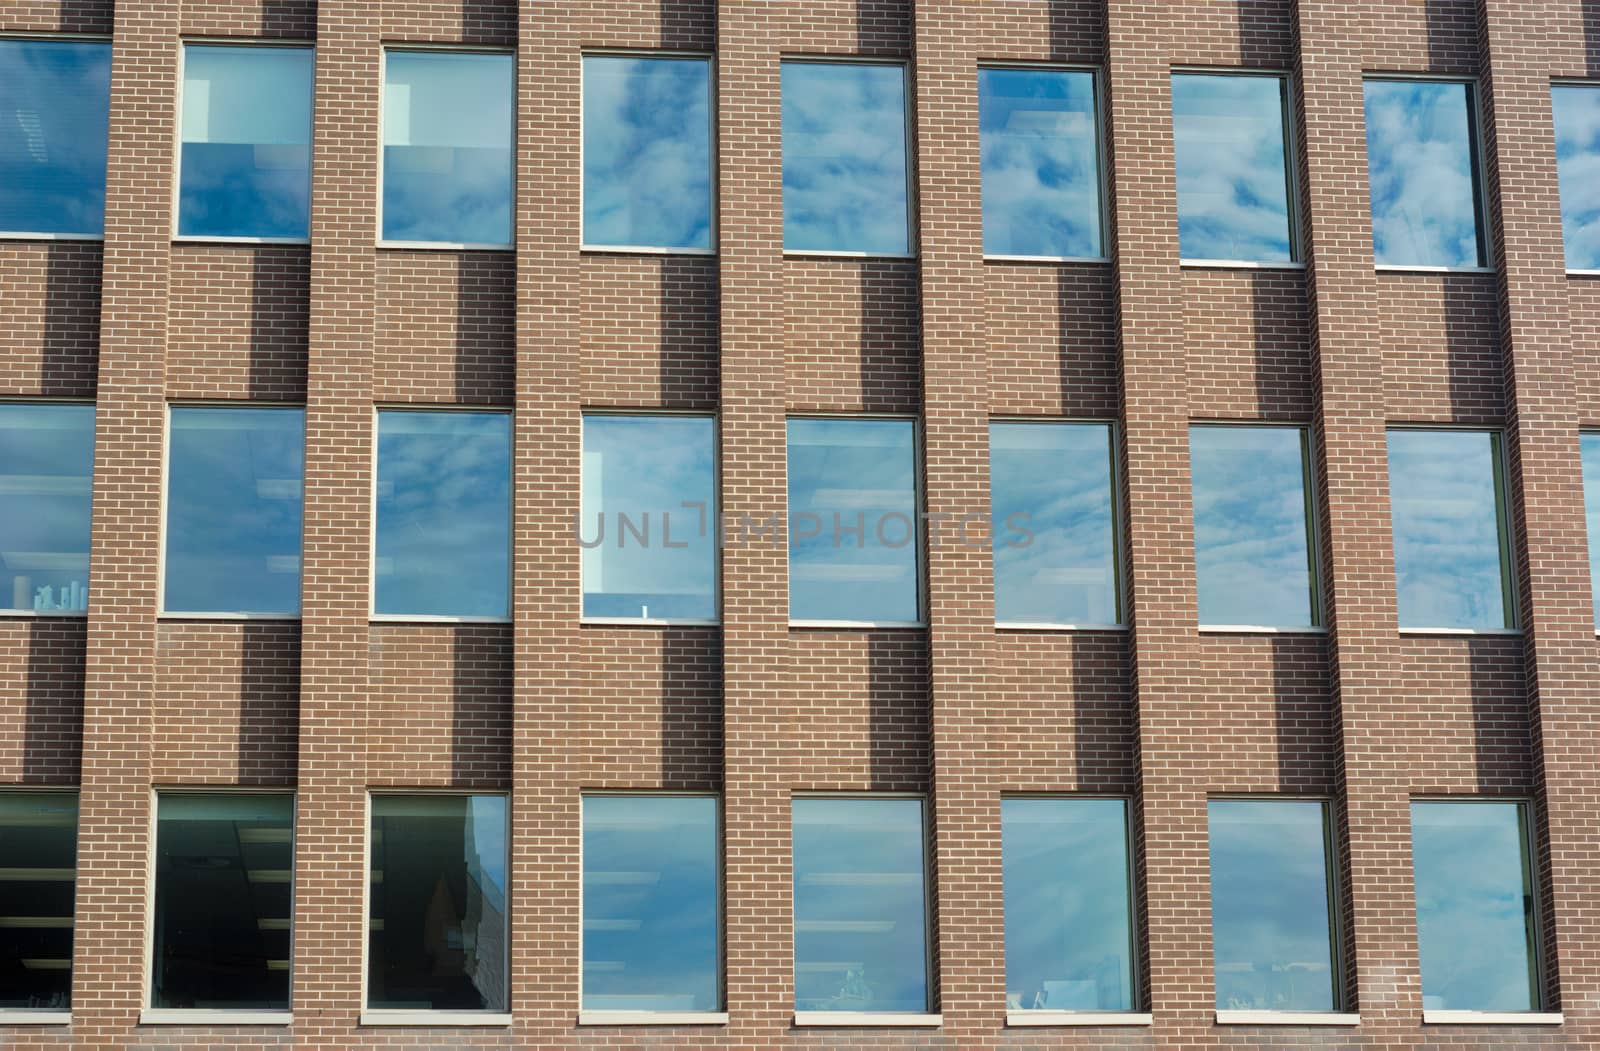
<box><xmin>0</xmin><ymin>792</ymin><xmax>77</xmax><ymax>1010</ymax></box>
<box><xmin>0</xmin><ymin>39</ymin><xmax>111</xmax><ymax>236</ymax></box>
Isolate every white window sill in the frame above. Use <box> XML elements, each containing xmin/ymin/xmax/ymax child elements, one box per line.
<box><xmin>1423</xmin><ymin>1010</ymin><xmax>1562</xmax><ymax>1025</ymax></box>
<box><xmin>0</xmin><ymin>231</ymin><xmax>103</xmax><ymax>242</ymax></box>
<box><xmin>159</xmin><ymin>612</ymin><xmax>301</xmax><ymax>622</ymax></box>
<box><xmin>1567</xmin><ymin>269</ymin><xmax>1600</xmax><ymax>277</ymax></box>
<box><xmin>1217</xmin><ymin>1010</ymin><xmax>1360</xmax><ymax>1026</ymax></box>
<box><xmin>0</xmin><ymin>609</ymin><xmax>87</xmax><ymax>619</ymax></box>
<box><xmin>1181</xmin><ymin>258</ymin><xmax>1306</xmax><ymax>270</ymax></box>
<box><xmin>369</xmin><ymin>615</ymin><xmax>511</xmax><ymax>625</ymax></box>
<box><xmin>790</xmin><ymin>619</ymin><xmax>926</xmax><ymax>629</ymax></box>
<box><xmin>1375</xmin><ymin>264</ymin><xmax>1494</xmax><ymax>275</ymax></box>
<box><xmin>581</xmin><ymin>244</ymin><xmax>716</xmax><ymax>257</ymax></box>
<box><xmin>377</xmin><ymin>240</ymin><xmax>513</xmax><ymax>252</ymax></box>
<box><xmin>1398</xmin><ymin>626</ymin><xmax>1520</xmax><ymax>636</ymax></box>
<box><xmin>174</xmin><ymin>235</ymin><xmax>309</xmax><ymax>247</ymax></box>
<box><xmin>984</xmin><ymin>253</ymin><xmax>1110</xmax><ymax>265</ymax></box>
<box><xmin>1007</xmin><ymin>1010</ymin><xmax>1152</xmax><ymax>1027</ymax></box>
<box><xmin>141</xmin><ymin>1009</ymin><xmax>292</xmax><ymax>1026</ymax></box>
<box><xmin>793</xmin><ymin>1011</ymin><xmax>941</xmax><ymax>1027</ymax></box>
<box><xmin>581</xmin><ymin>617</ymin><xmax>721</xmax><ymax>628</ymax></box>
<box><xmin>0</xmin><ymin>1010</ymin><xmax>71</xmax><ymax>1025</ymax></box>
<box><xmin>783</xmin><ymin>249</ymin><xmax>917</xmax><ymax>261</ymax></box>
<box><xmin>578</xmin><ymin>1010</ymin><xmax>728</xmax><ymax>1026</ymax></box>
<box><xmin>995</xmin><ymin>621</ymin><xmax>1127</xmax><ymax>632</ymax></box>
<box><xmin>1200</xmin><ymin>624</ymin><xmax>1326</xmax><ymax>634</ymax></box>
<box><xmin>360</xmin><ymin>1010</ymin><xmax>513</xmax><ymax>1027</ymax></box>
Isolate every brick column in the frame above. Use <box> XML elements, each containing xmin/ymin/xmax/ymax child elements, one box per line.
<box><xmin>1101</xmin><ymin>1</ymin><xmax>1208</xmax><ymax>1033</ymax></box>
<box><xmin>291</xmin><ymin>3</ymin><xmax>378</xmax><ymax>1041</ymax></box>
<box><xmin>910</xmin><ymin>0</ymin><xmax>1000</xmax><ymax>1034</ymax></box>
<box><xmin>70</xmin><ymin>4</ymin><xmax>178</xmax><ymax>1045</ymax></box>
<box><xmin>1478</xmin><ymin>0</ymin><xmax>1600</xmax><ymax>1035</ymax></box>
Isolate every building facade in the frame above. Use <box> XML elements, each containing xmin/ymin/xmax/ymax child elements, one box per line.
<box><xmin>5</xmin><ymin>0</ymin><xmax>1600</xmax><ymax>1046</ymax></box>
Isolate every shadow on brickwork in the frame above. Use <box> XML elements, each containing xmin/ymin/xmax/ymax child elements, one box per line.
<box><xmin>657</xmin><ymin>628</ymin><xmax>724</xmax><ymax>791</ymax></box>
<box><xmin>662</xmin><ymin>0</ymin><xmax>716</xmax><ymax>52</ymax></box>
<box><xmin>43</xmin><ymin>243</ymin><xmax>101</xmax><ymax>398</ymax></box>
<box><xmin>22</xmin><ymin>620</ymin><xmax>86</xmax><ymax>784</ymax></box>
<box><xmin>1588</xmin><ymin>0</ymin><xmax>1600</xmax><ymax>77</ymax></box>
<box><xmin>247</xmin><ymin>248</ymin><xmax>310</xmax><ymax>402</ymax></box>
<box><xmin>1269</xmin><ymin>634</ymin><xmax>1337</xmax><ymax>795</ymax></box>
<box><xmin>856</xmin><ymin>261</ymin><xmax>922</xmax><ymax>415</ymax></box>
<box><xmin>1235</xmin><ymin>0</ymin><xmax>1296</xmax><ymax>70</ymax></box>
<box><xmin>1424</xmin><ymin>0</ymin><xmax>1482</xmax><ymax>73</ymax></box>
<box><xmin>233</xmin><ymin>623</ymin><xmax>302</xmax><ymax>784</ymax></box>
<box><xmin>452</xmin><ymin>252</ymin><xmax>516</xmax><ymax>406</ymax></box>
<box><xmin>1440</xmin><ymin>273</ymin><xmax>1505</xmax><ymax>424</ymax></box>
<box><xmin>450</xmin><ymin>626</ymin><xmax>514</xmax><ymax>788</ymax></box>
<box><xmin>658</xmin><ymin>256</ymin><xmax>720</xmax><ymax>411</ymax></box>
<box><xmin>259</xmin><ymin>0</ymin><xmax>316</xmax><ymax>38</ymax></box>
<box><xmin>866</xmin><ymin>631</ymin><xmax>930</xmax><ymax>792</ymax></box>
<box><xmin>1069</xmin><ymin>632</ymin><xmax>1138</xmax><ymax>794</ymax></box>
<box><xmin>1249</xmin><ymin>268</ymin><xmax>1314</xmax><ymax>418</ymax></box>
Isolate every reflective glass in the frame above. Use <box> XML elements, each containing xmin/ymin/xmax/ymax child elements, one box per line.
<box><xmin>1001</xmin><ymin>798</ymin><xmax>1134</xmax><ymax>1012</ymax></box>
<box><xmin>0</xmin><ymin>792</ymin><xmax>77</xmax><ymax>1010</ymax></box>
<box><xmin>787</xmin><ymin>417</ymin><xmax>919</xmax><ymax>623</ymax></box>
<box><xmin>368</xmin><ymin>795</ymin><xmax>508</xmax><ymax>1012</ymax></box>
<box><xmin>1191</xmin><ymin>425</ymin><xmax>1315</xmax><ymax>627</ymax></box>
<box><xmin>164</xmin><ymin>406</ymin><xmax>304</xmax><ymax>615</ymax></box>
<box><xmin>581</xmin><ymin>796</ymin><xmax>719</xmax><ymax>1011</ymax></box>
<box><xmin>781</xmin><ymin>61</ymin><xmax>910</xmax><ymax>255</ymax></box>
<box><xmin>989</xmin><ymin>422</ymin><xmax>1118</xmax><ymax>625</ymax></box>
<box><xmin>0</xmin><ymin>39</ymin><xmax>111</xmax><ymax>235</ymax></box>
<box><xmin>1363</xmin><ymin>79</ymin><xmax>1486</xmax><ymax>268</ymax></box>
<box><xmin>1581</xmin><ymin>433</ymin><xmax>1600</xmax><ymax>629</ymax></box>
<box><xmin>179</xmin><ymin>45</ymin><xmax>313</xmax><ymax>240</ymax></box>
<box><xmin>978</xmin><ymin>67</ymin><xmax>1101</xmax><ymax>258</ymax></box>
<box><xmin>1386</xmin><ymin>429</ymin><xmax>1510</xmax><ymax>629</ymax></box>
<box><xmin>382</xmin><ymin>51</ymin><xmax>513</xmax><ymax>245</ymax></box>
<box><xmin>1552</xmin><ymin>85</ymin><xmax>1600</xmax><ymax>271</ymax></box>
<box><xmin>582</xmin><ymin>55</ymin><xmax>712</xmax><ymax>251</ymax></box>
<box><xmin>375</xmin><ymin>410</ymin><xmax>510</xmax><ymax>619</ymax></box>
<box><xmin>152</xmin><ymin>794</ymin><xmax>293</xmax><ymax>1010</ymax></box>
<box><xmin>792</xmin><ymin>797</ymin><xmax>927</xmax><ymax>1014</ymax></box>
<box><xmin>581</xmin><ymin>415</ymin><xmax>717</xmax><ymax>621</ymax></box>
<box><xmin>1209</xmin><ymin>799</ymin><xmax>1337</xmax><ymax>1012</ymax></box>
<box><xmin>1411</xmin><ymin>801</ymin><xmax>1538</xmax><ymax>1012</ymax></box>
<box><xmin>0</xmin><ymin>403</ymin><xmax>94</xmax><ymax>614</ymax></box>
<box><xmin>1172</xmin><ymin>73</ymin><xmax>1293</xmax><ymax>263</ymax></box>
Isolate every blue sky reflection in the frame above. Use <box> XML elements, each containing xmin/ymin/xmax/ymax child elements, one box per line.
<box><xmin>1552</xmin><ymin>85</ymin><xmax>1600</xmax><ymax>271</ymax></box>
<box><xmin>0</xmin><ymin>403</ymin><xmax>94</xmax><ymax>613</ymax></box>
<box><xmin>0</xmin><ymin>39</ymin><xmax>111</xmax><ymax>235</ymax></box>
<box><xmin>978</xmin><ymin>68</ymin><xmax>1101</xmax><ymax>258</ymax></box>
<box><xmin>1172</xmin><ymin>73</ymin><xmax>1293</xmax><ymax>262</ymax></box>
<box><xmin>1364</xmin><ymin>79</ymin><xmax>1485</xmax><ymax>268</ymax></box>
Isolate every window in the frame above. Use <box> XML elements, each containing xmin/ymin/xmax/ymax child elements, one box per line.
<box><xmin>787</xmin><ymin>417</ymin><xmax>920</xmax><ymax>625</ymax></box>
<box><xmin>781</xmin><ymin>61</ymin><xmax>911</xmax><ymax>256</ymax></box>
<box><xmin>0</xmin><ymin>402</ymin><xmax>94</xmax><ymax>614</ymax></box>
<box><xmin>581</xmin><ymin>796</ymin><xmax>720</xmax><ymax>1013</ymax></box>
<box><xmin>1386</xmin><ymin>429</ymin><xmax>1513</xmax><ymax>630</ymax></box>
<box><xmin>1208</xmin><ymin>799</ymin><xmax>1338</xmax><ymax>1013</ymax></box>
<box><xmin>151</xmin><ymin>793</ymin><xmax>294</xmax><ymax>1012</ymax></box>
<box><xmin>978</xmin><ymin>67</ymin><xmax>1102</xmax><ymax>259</ymax></box>
<box><xmin>989</xmin><ymin>421</ymin><xmax>1119</xmax><ymax>626</ymax></box>
<box><xmin>1190</xmin><ymin>424</ymin><xmax>1317</xmax><ymax>628</ymax></box>
<box><xmin>1552</xmin><ymin>84</ymin><xmax>1600</xmax><ymax>271</ymax></box>
<box><xmin>381</xmin><ymin>50</ymin><xmax>514</xmax><ymax>247</ymax></box>
<box><xmin>0</xmin><ymin>791</ymin><xmax>77</xmax><ymax>1012</ymax></box>
<box><xmin>580</xmin><ymin>414</ymin><xmax>717</xmax><ymax>622</ymax></box>
<box><xmin>178</xmin><ymin>45</ymin><xmax>313</xmax><ymax>241</ymax></box>
<box><xmin>1411</xmin><ymin>800</ymin><xmax>1541</xmax><ymax>1012</ymax></box>
<box><xmin>0</xmin><ymin>39</ymin><xmax>111</xmax><ymax>237</ymax></box>
<box><xmin>1363</xmin><ymin>79</ymin><xmax>1487</xmax><ymax>269</ymax></box>
<box><xmin>163</xmin><ymin>406</ymin><xmax>304</xmax><ymax>617</ymax></box>
<box><xmin>1172</xmin><ymin>72</ymin><xmax>1295</xmax><ymax>263</ymax></box>
<box><xmin>792</xmin><ymin>797</ymin><xmax>929</xmax><ymax>1015</ymax></box>
<box><xmin>1001</xmin><ymin>798</ymin><xmax>1135</xmax><ymax>1013</ymax></box>
<box><xmin>368</xmin><ymin>795</ymin><xmax>508</xmax><ymax>1014</ymax></box>
<box><xmin>582</xmin><ymin>55</ymin><xmax>713</xmax><ymax>252</ymax></box>
<box><xmin>1582</xmin><ymin>433</ymin><xmax>1600</xmax><ymax>629</ymax></box>
<box><xmin>374</xmin><ymin>409</ymin><xmax>510</xmax><ymax>620</ymax></box>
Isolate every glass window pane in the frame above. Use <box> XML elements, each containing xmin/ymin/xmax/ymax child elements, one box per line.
<box><xmin>1002</xmin><ymin>798</ymin><xmax>1134</xmax><ymax>1012</ymax></box>
<box><xmin>1191</xmin><ymin>425</ymin><xmax>1315</xmax><ymax>627</ymax></box>
<box><xmin>787</xmin><ymin>417</ymin><xmax>919</xmax><ymax>623</ymax></box>
<box><xmin>368</xmin><ymin>795</ymin><xmax>508</xmax><ymax>1012</ymax></box>
<box><xmin>1386</xmin><ymin>429</ymin><xmax>1510</xmax><ymax>629</ymax></box>
<box><xmin>164</xmin><ymin>406</ymin><xmax>304</xmax><ymax>616</ymax></box>
<box><xmin>1411</xmin><ymin>801</ymin><xmax>1538</xmax><ymax>1011</ymax></box>
<box><xmin>989</xmin><ymin>422</ymin><xmax>1118</xmax><ymax>625</ymax></box>
<box><xmin>382</xmin><ymin>51</ymin><xmax>513</xmax><ymax>245</ymax></box>
<box><xmin>1552</xmin><ymin>85</ymin><xmax>1600</xmax><ymax>271</ymax></box>
<box><xmin>1582</xmin><ymin>433</ymin><xmax>1600</xmax><ymax>629</ymax></box>
<box><xmin>1363</xmin><ymin>79</ymin><xmax>1485</xmax><ymax>268</ymax></box>
<box><xmin>152</xmin><ymin>794</ymin><xmax>293</xmax><ymax>1010</ymax></box>
<box><xmin>581</xmin><ymin>796</ymin><xmax>719</xmax><ymax>1011</ymax></box>
<box><xmin>0</xmin><ymin>792</ymin><xmax>77</xmax><ymax>1010</ymax></box>
<box><xmin>1172</xmin><ymin>73</ymin><xmax>1294</xmax><ymax>263</ymax></box>
<box><xmin>978</xmin><ymin>67</ymin><xmax>1101</xmax><ymax>259</ymax></box>
<box><xmin>581</xmin><ymin>415</ymin><xmax>717</xmax><ymax>621</ymax></box>
<box><xmin>179</xmin><ymin>45</ymin><xmax>313</xmax><ymax>240</ymax></box>
<box><xmin>582</xmin><ymin>55</ymin><xmax>712</xmax><ymax>251</ymax></box>
<box><xmin>781</xmin><ymin>61</ymin><xmax>910</xmax><ymax>255</ymax></box>
<box><xmin>1208</xmin><ymin>799</ymin><xmax>1337</xmax><ymax>1012</ymax></box>
<box><xmin>375</xmin><ymin>410</ymin><xmax>510</xmax><ymax>619</ymax></box>
<box><xmin>792</xmin><ymin>797</ymin><xmax>927</xmax><ymax>1013</ymax></box>
<box><xmin>0</xmin><ymin>403</ymin><xmax>94</xmax><ymax>614</ymax></box>
<box><xmin>0</xmin><ymin>40</ymin><xmax>111</xmax><ymax>236</ymax></box>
